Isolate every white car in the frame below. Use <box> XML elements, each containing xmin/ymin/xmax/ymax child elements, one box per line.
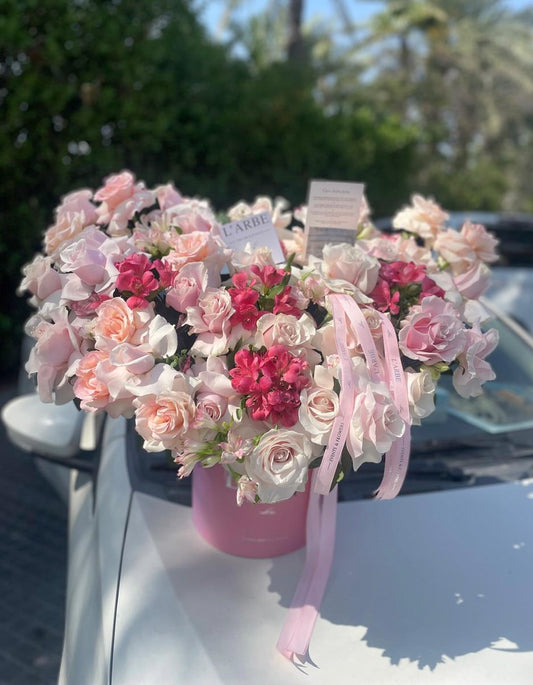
<box><xmin>3</xmin><ymin>304</ymin><xmax>533</xmax><ymax>684</ymax></box>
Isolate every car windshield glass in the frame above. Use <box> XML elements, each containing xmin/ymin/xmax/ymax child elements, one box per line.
<box><xmin>129</xmin><ymin>310</ymin><xmax>533</xmax><ymax>503</ymax></box>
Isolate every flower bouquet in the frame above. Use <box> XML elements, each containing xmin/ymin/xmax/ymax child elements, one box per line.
<box><xmin>19</xmin><ymin>171</ymin><xmax>499</xmax><ymax>657</ymax></box>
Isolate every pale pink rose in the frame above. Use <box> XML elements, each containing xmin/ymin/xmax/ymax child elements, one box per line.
<box><xmin>167</xmin><ymin>198</ymin><xmax>218</xmax><ymax>234</ymax></box>
<box><xmin>162</xmin><ymin>231</ymin><xmax>229</xmax><ymax>273</ymax></box>
<box><xmin>93</xmin><ymin>297</ymin><xmax>152</xmax><ymax>351</ymax></box>
<box><xmin>105</xmin><ymin>188</ymin><xmax>156</xmax><ymax>236</ymax></box>
<box><xmin>194</xmin><ymin>356</ymin><xmax>237</xmax><ymax>400</ymax></box>
<box><xmin>186</xmin><ymin>289</ymin><xmax>239</xmax><ymax>356</ymax></box>
<box><xmin>145</xmin><ymin>314</ymin><xmax>178</xmax><ymax>358</ymax></box>
<box><xmin>165</xmin><ymin>262</ymin><xmax>210</xmax><ymax>312</ymax></box>
<box><xmin>298</xmin><ymin>384</ymin><xmax>339</xmax><ymax>445</ymax></box>
<box><xmin>433</xmin><ymin>229</ymin><xmax>476</xmax><ymax>275</ymax></box>
<box><xmin>392</xmin><ymin>195</ymin><xmax>449</xmax><ymax>244</ymax></box>
<box><xmin>134</xmin><ymin>377</ymin><xmax>196</xmax><ymax>452</ymax></box>
<box><xmin>58</xmin><ymin>189</ymin><xmax>98</xmax><ymax>222</ymax></box>
<box><xmin>94</xmin><ymin>170</ymin><xmax>136</xmax><ymax>210</ymax></box>
<box><xmin>229</xmin><ymin>246</ymin><xmax>276</xmax><ymax>273</ymax></box>
<box><xmin>452</xmin><ymin>326</ymin><xmax>498</xmax><ymax>398</ymax></box>
<box><xmin>58</xmin><ymin>233</ymin><xmax>109</xmax><ymax>286</ymax></box>
<box><xmin>460</xmin><ymin>221</ymin><xmax>499</xmax><ymax>263</ymax></box>
<box><xmin>255</xmin><ymin>312</ymin><xmax>316</xmax><ymax>353</ymax></box>
<box><xmin>453</xmin><ymin>261</ymin><xmax>491</xmax><ymax>300</ymax></box>
<box><xmin>44</xmin><ymin>211</ymin><xmax>91</xmax><ymax>257</ymax></box>
<box><xmin>348</xmin><ymin>381</ymin><xmax>405</xmax><ymax>470</ymax></box>
<box><xmin>194</xmin><ymin>392</ymin><xmax>229</xmax><ymax>428</ymax></box>
<box><xmin>19</xmin><ymin>255</ymin><xmax>62</xmax><ymax>301</ymax></box>
<box><xmin>228</xmin><ymin>196</ymin><xmax>291</xmax><ymax>230</ymax></box>
<box><xmin>245</xmin><ymin>428</ymin><xmax>312</xmax><ymax>503</ymax></box>
<box><xmin>109</xmin><ymin>343</ymin><xmax>155</xmax><ymax>376</ymax></box>
<box><xmin>405</xmin><ymin>367</ymin><xmax>437</xmax><ymax>425</ymax></box>
<box><xmin>185</xmin><ymin>288</ymin><xmax>233</xmax><ymax>336</ymax></box>
<box><xmin>25</xmin><ymin>307</ymin><xmax>82</xmax><ymax>403</ymax></box>
<box><xmin>155</xmin><ymin>183</ymin><xmax>183</xmax><ymax>211</ymax></box>
<box><xmin>73</xmin><ymin>350</ymin><xmax>111</xmax><ymax>411</ymax></box>
<box><xmin>399</xmin><ymin>296</ymin><xmax>467</xmax><ymax>365</ymax></box>
<box><xmin>321</xmin><ymin>244</ymin><xmax>380</xmax><ymax>293</ymax></box>
<box><xmin>74</xmin><ymin>350</ymin><xmax>135</xmax><ymax>417</ymax></box>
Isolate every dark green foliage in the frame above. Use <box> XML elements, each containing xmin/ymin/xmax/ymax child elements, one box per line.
<box><xmin>0</xmin><ymin>0</ymin><xmax>416</xmax><ymax>376</ymax></box>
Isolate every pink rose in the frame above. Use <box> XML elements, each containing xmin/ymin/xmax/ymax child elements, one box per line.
<box><xmin>452</xmin><ymin>326</ymin><xmax>498</xmax><ymax>398</ymax></box>
<box><xmin>25</xmin><ymin>308</ymin><xmax>81</xmax><ymax>403</ymax></box>
<box><xmin>73</xmin><ymin>350</ymin><xmax>112</xmax><ymax>412</ymax></box>
<box><xmin>348</xmin><ymin>382</ymin><xmax>405</xmax><ymax>470</ymax></box>
<box><xmin>44</xmin><ymin>211</ymin><xmax>90</xmax><ymax>258</ymax></box>
<box><xmin>155</xmin><ymin>183</ymin><xmax>183</xmax><ymax>211</ymax></box>
<box><xmin>186</xmin><ymin>288</ymin><xmax>238</xmax><ymax>356</ymax></box>
<box><xmin>162</xmin><ymin>231</ymin><xmax>229</xmax><ymax>273</ymax></box>
<box><xmin>94</xmin><ymin>170</ymin><xmax>136</xmax><ymax>210</ymax></box>
<box><xmin>185</xmin><ymin>288</ymin><xmax>233</xmax><ymax>336</ymax></box>
<box><xmin>167</xmin><ymin>198</ymin><xmax>218</xmax><ymax>234</ymax></box>
<box><xmin>73</xmin><ymin>350</ymin><xmax>135</xmax><ymax>417</ymax></box>
<box><xmin>405</xmin><ymin>368</ymin><xmax>437</xmax><ymax>425</ymax></box>
<box><xmin>165</xmin><ymin>262</ymin><xmax>210</xmax><ymax>312</ymax></box>
<box><xmin>399</xmin><ymin>296</ymin><xmax>467</xmax><ymax>364</ymax></box>
<box><xmin>19</xmin><ymin>255</ymin><xmax>62</xmax><ymax>301</ymax></box>
<box><xmin>433</xmin><ymin>229</ymin><xmax>476</xmax><ymax>275</ymax></box>
<box><xmin>392</xmin><ymin>195</ymin><xmax>449</xmax><ymax>244</ymax></box>
<box><xmin>460</xmin><ymin>221</ymin><xmax>499</xmax><ymax>263</ymax></box>
<box><xmin>453</xmin><ymin>261</ymin><xmax>491</xmax><ymax>300</ymax></box>
<box><xmin>194</xmin><ymin>392</ymin><xmax>229</xmax><ymax>428</ymax></box>
<box><xmin>59</xmin><ymin>189</ymin><xmax>97</xmax><ymax>221</ymax></box>
<box><xmin>105</xmin><ymin>188</ymin><xmax>156</xmax><ymax>236</ymax></box>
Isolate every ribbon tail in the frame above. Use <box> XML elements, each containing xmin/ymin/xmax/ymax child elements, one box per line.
<box><xmin>277</xmin><ymin>471</ymin><xmax>338</xmax><ymax>659</ymax></box>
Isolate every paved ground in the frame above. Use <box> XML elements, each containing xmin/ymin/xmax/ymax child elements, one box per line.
<box><xmin>0</xmin><ymin>382</ymin><xmax>67</xmax><ymax>685</ymax></box>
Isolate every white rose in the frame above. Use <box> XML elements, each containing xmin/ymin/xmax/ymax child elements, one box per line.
<box><xmin>405</xmin><ymin>367</ymin><xmax>437</xmax><ymax>425</ymax></box>
<box><xmin>321</xmin><ymin>243</ymin><xmax>380</xmax><ymax>293</ymax></box>
<box><xmin>298</xmin><ymin>385</ymin><xmax>339</xmax><ymax>445</ymax></box>
<box><xmin>255</xmin><ymin>312</ymin><xmax>316</xmax><ymax>351</ymax></box>
<box><xmin>246</xmin><ymin>429</ymin><xmax>312</xmax><ymax>503</ymax></box>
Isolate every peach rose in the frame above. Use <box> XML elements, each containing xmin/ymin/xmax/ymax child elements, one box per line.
<box><xmin>133</xmin><ymin>370</ymin><xmax>196</xmax><ymax>451</ymax></box>
<box><xmin>93</xmin><ymin>297</ymin><xmax>152</xmax><ymax>351</ymax></box>
<box><xmin>392</xmin><ymin>195</ymin><xmax>449</xmax><ymax>245</ymax></box>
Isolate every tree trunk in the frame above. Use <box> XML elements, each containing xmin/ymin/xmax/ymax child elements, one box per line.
<box><xmin>287</xmin><ymin>0</ymin><xmax>304</xmax><ymax>62</ymax></box>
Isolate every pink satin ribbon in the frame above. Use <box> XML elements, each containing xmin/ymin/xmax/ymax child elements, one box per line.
<box><xmin>276</xmin><ymin>470</ymin><xmax>338</xmax><ymax>659</ymax></box>
<box><xmin>374</xmin><ymin>313</ymin><xmax>411</xmax><ymax>499</ymax></box>
<box><xmin>277</xmin><ymin>294</ymin><xmax>413</xmax><ymax>659</ymax></box>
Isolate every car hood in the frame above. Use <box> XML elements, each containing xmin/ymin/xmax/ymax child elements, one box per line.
<box><xmin>111</xmin><ymin>479</ymin><xmax>533</xmax><ymax>684</ymax></box>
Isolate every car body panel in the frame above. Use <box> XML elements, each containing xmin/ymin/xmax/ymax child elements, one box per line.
<box><xmin>112</xmin><ymin>478</ymin><xmax>533</xmax><ymax>683</ymax></box>
<box><xmin>59</xmin><ymin>416</ymin><xmax>131</xmax><ymax>685</ymax></box>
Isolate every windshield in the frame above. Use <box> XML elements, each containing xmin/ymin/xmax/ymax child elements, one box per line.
<box><xmin>128</xmin><ymin>309</ymin><xmax>533</xmax><ymax>503</ymax></box>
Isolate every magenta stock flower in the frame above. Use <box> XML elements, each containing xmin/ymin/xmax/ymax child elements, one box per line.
<box><xmin>115</xmin><ymin>253</ymin><xmax>159</xmax><ymax>308</ymax></box>
<box><xmin>230</xmin><ymin>345</ymin><xmax>310</xmax><ymax>427</ymax></box>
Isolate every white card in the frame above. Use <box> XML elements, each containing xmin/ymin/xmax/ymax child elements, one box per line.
<box><xmin>219</xmin><ymin>211</ymin><xmax>285</xmax><ymax>264</ymax></box>
<box><xmin>304</xmin><ymin>180</ymin><xmax>364</xmax><ymax>258</ymax></box>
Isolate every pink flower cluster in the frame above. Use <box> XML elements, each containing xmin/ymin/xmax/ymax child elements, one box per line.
<box><xmin>230</xmin><ymin>346</ymin><xmax>310</xmax><ymax>427</ymax></box>
<box><xmin>20</xmin><ymin>175</ymin><xmax>500</xmax><ymax>503</ymax></box>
